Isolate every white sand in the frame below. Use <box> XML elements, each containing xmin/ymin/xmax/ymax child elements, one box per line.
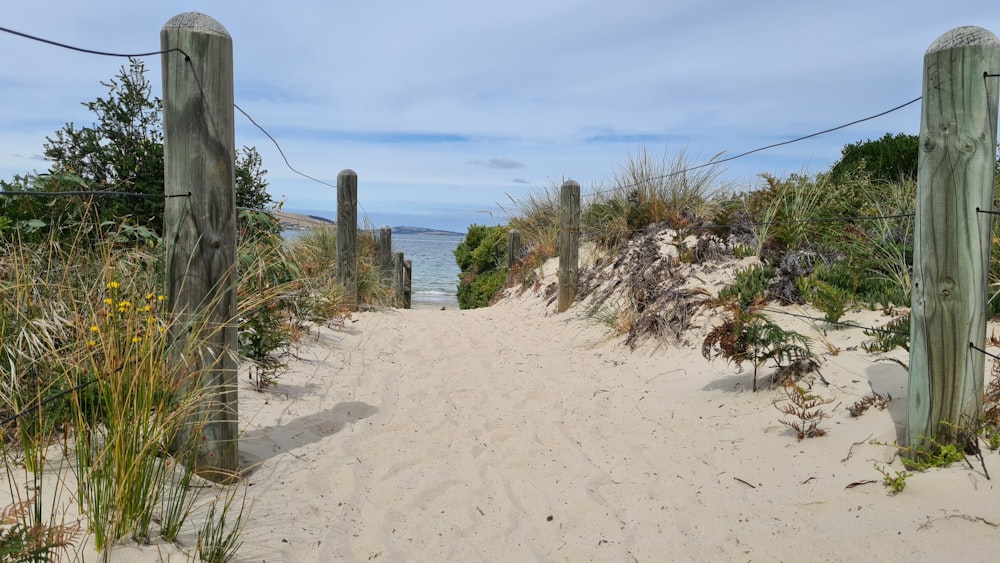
<box><xmin>216</xmin><ymin>296</ymin><xmax>998</xmax><ymax>561</ymax></box>
<box><xmin>18</xmin><ymin>264</ymin><xmax>1000</xmax><ymax>561</ymax></box>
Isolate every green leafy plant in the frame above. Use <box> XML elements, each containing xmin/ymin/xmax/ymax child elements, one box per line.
<box><xmin>702</xmin><ymin>299</ymin><xmax>815</xmax><ymax>391</ymax></box>
<box><xmin>873</xmin><ymin>434</ymin><xmax>968</xmax><ymax>472</ymax></box>
<box><xmin>875</xmin><ymin>465</ymin><xmax>912</xmax><ymax>494</ymax></box>
<box><xmin>717</xmin><ymin>264</ymin><xmax>775</xmax><ymax>307</ymax></box>
<box><xmin>862</xmin><ymin>314</ymin><xmax>910</xmax><ymax>369</ymax></box>
<box><xmin>797</xmin><ymin>277</ymin><xmax>854</xmax><ymax>325</ymax></box>
<box><xmin>454</xmin><ymin>224</ymin><xmax>510</xmax><ymax>309</ymax></box>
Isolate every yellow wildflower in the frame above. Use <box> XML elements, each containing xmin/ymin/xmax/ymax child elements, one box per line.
<box><xmin>106</xmin><ymin>281</ymin><xmax>120</xmax><ymax>289</ymax></box>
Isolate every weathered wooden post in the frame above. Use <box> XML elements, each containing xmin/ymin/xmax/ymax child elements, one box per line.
<box><xmin>557</xmin><ymin>180</ymin><xmax>580</xmax><ymax>312</ymax></box>
<box><xmin>393</xmin><ymin>251</ymin><xmax>405</xmax><ymax>308</ymax></box>
<box><xmin>379</xmin><ymin>225</ymin><xmax>393</xmax><ymax>284</ymax></box>
<box><xmin>161</xmin><ymin>12</ymin><xmax>238</xmax><ymax>481</ymax></box>
<box><xmin>337</xmin><ymin>169</ymin><xmax>358</xmax><ymax>311</ymax></box>
<box><xmin>404</xmin><ymin>259</ymin><xmax>413</xmax><ymax>309</ymax></box>
<box><xmin>506</xmin><ymin>228</ymin><xmax>521</xmax><ymax>285</ymax></box>
<box><xmin>908</xmin><ymin>26</ymin><xmax>1000</xmax><ymax>457</ymax></box>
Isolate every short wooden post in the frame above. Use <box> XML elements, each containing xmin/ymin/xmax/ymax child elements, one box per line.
<box><xmin>393</xmin><ymin>251</ymin><xmax>405</xmax><ymax>308</ymax></box>
<box><xmin>161</xmin><ymin>12</ymin><xmax>238</xmax><ymax>481</ymax></box>
<box><xmin>908</xmin><ymin>26</ymin><xmax>1000</xmax><ymax>455</ymax></box>
<box><xmin>337</xmin><ymin>170</ymin><xmax>358</xmax><ymax>311</ymax></box>
<box><xmin>557</xmin><ymin>180</ymin><xmax>581</xmax><ymax>312</ymax></box>
<box><xmin>379</xmin><ymin>225</ymin><xmax>393</xmax><ymax>284</ymax></box>
<box><xmin>506</xmin><ymin>228</ymin><xmax>521</xmax><ymax>285</ymax></box>
<box><xmin>404</xmin><ymin>259</ymin><xmax>413</xmax><ymax>309</ymax></box>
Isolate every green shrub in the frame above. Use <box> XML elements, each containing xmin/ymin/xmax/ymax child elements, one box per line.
<box><xmin>718</xmin><ymin>264</ymin><xmax>775</xmax><ymax>307</ymax></box>
<box><xmin>702</xmin><ymin>300</ymin><xmax>815</xmax><ymax>392</ymax></box>
<box><xmin>454</xmin><ymin>224</ymin><xmax>509</xmax><ymax>309</ymax></box>
<box><xmin>829</xmin><ymin>133</ymin><xmax>919</xmax><ymax>184</ymax></box>
<box><xmin>237</xmin><ymin>210</ymin><xmax>299</xmax><ymax>371</ymax></box>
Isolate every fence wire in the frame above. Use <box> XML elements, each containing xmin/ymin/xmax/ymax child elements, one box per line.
<box><xmin>0</xmin><ymin>189</ymin><xmax>186</xmax><ymax>199</ymax></box>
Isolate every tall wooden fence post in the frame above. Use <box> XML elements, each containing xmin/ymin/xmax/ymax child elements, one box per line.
<box><xmin>161</xmin><ymin>12</ymin><xmax>238</xmax><ymax>481</ymax></box>
<box><xmin>506</xmin><ymin>228</ymin><xmax>521</xmax><ymax>285</ymax></box>
<box><xmin>393</xmin><ymin>252</ymin><xmax>405</xmax><ymax>308</ymax></box>
<box><xmin>379</xmin><ymin>225</ymin><xmax>393</xmax><ymax>284</ymax></box>
<box><xmin>558</xmin><ymin>180</ymin><xmax>581</xmax><ymax>313</ymax></box>
<box><xmin>337</xmin><ymin>170</ymin><xmax>358</xmax><ymax>311</ymax></box>
<box><xmin>404</xmin><ymin>259</ymin><xmax>413</xmax><ymax>309</ymax></box>
<box><xmin>908</xmin><ymin>26</ymin><xmax>1000</xmax><ymax>456</ymax></box>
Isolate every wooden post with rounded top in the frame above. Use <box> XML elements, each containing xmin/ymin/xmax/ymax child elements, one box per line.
<box><xmin>337</xmin><ymin>169</ymin><xmax>358</xmax><ymax>311</ymax></box>
<box><xmin>907</xmin><ymin>26</ymin><xmax>1000</xmax><ymax>458</ymax></box>
<box><xmin>161</xmin><ymin>12</ymin><xmax>238</xmax><ymax>482</ymax></box>
<box><xmin>379</xmin><ymin>225</ymin><xmax>393</xmax><ymax>284</ymax></box>
<box><xmin>558</xmin><ymin>180</ymin><xmax>581</xmax><ymax>313</ymax></box>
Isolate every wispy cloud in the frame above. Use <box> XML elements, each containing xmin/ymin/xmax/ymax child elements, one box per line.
<box><xmin>467</xmin><ymin>157</ymin><xmax>524</xmax><ymax>169</ymax></box>
<box><xmin>264</xmin><ymin>128</ymin><xmax>475</xmax><ymax>145</ymax></box>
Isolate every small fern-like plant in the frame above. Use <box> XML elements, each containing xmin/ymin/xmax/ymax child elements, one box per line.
<box><xmin>776</xmin><ymin>384</ymin><xmax>832</xmax><ymax>439</ymax></box>
<box><xmin>862</xmin><ymin>313</ymin><xmax>910</xmax><ymax>369</ymax></box>
<box><xmin>702</xmin><ymin>298</ymin><xmax>815</xmax><ymax>391</ymax></box>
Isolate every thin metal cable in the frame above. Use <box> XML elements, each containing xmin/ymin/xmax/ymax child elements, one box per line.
<box><xmin>759</xmin><ymin>307</ymin><xmax>909</xmax><ymax>336</ymax></box>
<box><xmin>0</xmin><ymin>190</ymin><xmax>187</xmax><ymax>199</ymax></box>
<box><xmin>0</xmin><ymin>25</ymin><xmax>189</xmax><ymax>59</ymax></box>
<box><xmin>586</xmin><ymin>97</ymin><xmax>923</xmax><ymax>199</ymax></box>
<box><xmin>235</xmin><ymin>104</ymin><xmax>337</xmax><ymax>190</ymax></box>
<box><xmin>971</xmin><ymin>342</ymin><xmax>1000</xmax><ymax>362</ymax></box>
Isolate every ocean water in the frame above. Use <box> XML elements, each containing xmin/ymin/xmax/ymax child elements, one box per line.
<box><xmin>282</xmin><ymin>229</ymin><xmax>463</xmax><ymax>308</ymax></box>
<box><xmin>391</xmin><ymin>233</ymin><xmax>463</xmax><ymax>307</ymax></box>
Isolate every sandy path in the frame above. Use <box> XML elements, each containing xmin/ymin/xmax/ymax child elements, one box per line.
<box><xmin>226</xmin><ymin>299</ymin><xmax>1000</xmax><ymax>562</ymax></box>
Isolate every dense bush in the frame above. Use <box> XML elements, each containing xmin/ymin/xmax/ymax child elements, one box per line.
<box><xmin>454</xmin><ymin>224</ymin><xmax>509</xmax><ymax>309</ymax></box>
<box><xmin>829</xmin><ymin>132</ymin><xmax>918</xmax><ymax>184</ymax></box>
<box><xmin>2</xmin><ymin>60</ymin><xmax>274</xmax><ymax>244</ymax></box>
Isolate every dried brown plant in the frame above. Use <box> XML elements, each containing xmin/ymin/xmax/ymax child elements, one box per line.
<box><xmin>776</xmin><ymin>384</ymin><xmax>833</xmax><ymax>440</ymax></box>
<box><xmin>848</xmin><ymin>391</ymin><xmax>892</xmax><ymax>417</ymax></box>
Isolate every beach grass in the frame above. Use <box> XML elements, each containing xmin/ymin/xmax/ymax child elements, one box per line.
<box><xmin>0</xmin><ymin>203</ymin><xmax>394</xmax><ymax>560</ymax></box>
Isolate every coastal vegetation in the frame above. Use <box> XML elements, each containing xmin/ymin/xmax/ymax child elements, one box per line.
<box><xmin>457</xmin><ymin>134</ymin><xmax>1000</xmax><ymax>457</ymax></box>
<box><xmin>454</xmin><ymin>224</ymin><xmax>509</xmax><ymax>309</ymax></box>
<box><xmin>0</xmin><ymin>63</ymin><xmax>394</xmax><ymax>560</ymax></box>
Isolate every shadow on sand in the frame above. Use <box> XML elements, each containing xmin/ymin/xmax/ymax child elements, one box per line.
<box><xmin>239</xmin><ymin>401</ymin><xmax>378</xmax><ymax>469</ymax></box>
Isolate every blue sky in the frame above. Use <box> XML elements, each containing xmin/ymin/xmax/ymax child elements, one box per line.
<box><xmin>1</xmin><ymin>1</ymin><xmax>998</xmax><ymax>232</ymax></box>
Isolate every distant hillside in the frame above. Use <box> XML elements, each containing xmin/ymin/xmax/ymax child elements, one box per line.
<box><xmin>392</xmin><ymin>226</ymin><xmax>465</xmax><ymax>236</ymax></box>
<box><xmin>272</xmin><ymin>211</ymin><xmax>335</xmax><ymax>230</ymax></box>
<box><xmin>272</xmin><ymin>212</ymin><xmax>464</xmax><ymax>236</ymax></box>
